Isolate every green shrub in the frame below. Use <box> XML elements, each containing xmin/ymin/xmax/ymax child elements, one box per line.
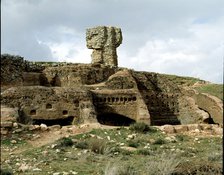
<box><xmin>1</xmin><ymin>139</ymin><xmax>11</xmax><ymax>146</ymax></box>
<box><xmin>0</xmin><ymin>169</ymin><xmax>13</xmax><ymax>175</ymax></box>
<box><xmin>129</xmin><ymin>122</ymin><xmax>155</xmax><ymax>133</ymax></box>
<box><xmin>88</xmin><ymin>138</ymin><xmax>106</xmax><ymax>154</ymax></box>
<box><xmin>58</xmin><ymin>137</ymin><xmax>73</xmax><ymax>147</ymax></box>
<box><xmin>75</xmin><ymin>141</ymin><xmax>89</xmax><ymax>149</ymax></box>
<box><xmin>128</xmin><ymin>140</ymin><xmax>140</xmax><ymax>148</ymax></box>
<box><xmin>153</xmin><ymin>138</ymin><xmax>166</xmax><ymax>145</ymax></box>
<box><xmin>136</xmin><ymin>149</ymin><xmax>152</xmax><ymax>156</ymax></box>
<box><xmin>120</xmin><ymin>149</ymin><xmax>133</xmax><ymax>156</ymax></box>
<box><xmin>175</xmin><ymin>134</ymin><xmax>185</xmax><ymax>142</ymax></box>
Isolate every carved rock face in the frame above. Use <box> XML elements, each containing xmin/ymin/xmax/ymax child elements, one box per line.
<box><xmin>86</xmin><ymin>26</ymin><xmax>122</xmax><ymax>67</ymax></box>
<box><xmin>86</xmin><ymin>26</ymin><xmax>107</xmax><ymax>49</ymax></box>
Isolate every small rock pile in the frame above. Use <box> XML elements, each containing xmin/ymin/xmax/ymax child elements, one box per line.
<box><xmin>158</xmin><ymin>124</ymin><xmax>223</xmax><ymax>135</ymax></box>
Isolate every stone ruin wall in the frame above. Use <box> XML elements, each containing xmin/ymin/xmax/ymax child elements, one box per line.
<box><xmin>42</xmin><ymin>64</ymin><xmax>116</xmax><ymax>87</ymax></box>
<box><xmin>1</xmin><ymin>86</ymin><xmax>97</xmax><ymax>125</ymax></box>
<box><xmin>92</xmin><ymin>90</ymin><xmax>138</xmax><ymax>120</ymax></box>
<box><xmin>0</xmin><ymin>54</ymin><xmax>46</xmax><ymax>89</ymax></box>
<box><xmin>0</xmin><ymin>54</ymin><xmax>117</xmax><ymax>88</ymax></box>
<box><xmin>1</xmin><ymin>58</ymin><xmax>217</xmax><ymax>126</ymax></box>
<box><xmin>142</xmin><ymin>92</ymin><xmax>180</xmax><ymax>125</ymax></box>
<box><xmin>130</xmin><ymin>71</ymin><xmax>182</xmax><ymax>125</ymax></box>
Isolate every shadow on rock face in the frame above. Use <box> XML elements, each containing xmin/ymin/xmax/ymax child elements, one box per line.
<box><xmin>97</xmin><ymin>113</ymin><xmax>135</xmax><ymax>126</ymax></box>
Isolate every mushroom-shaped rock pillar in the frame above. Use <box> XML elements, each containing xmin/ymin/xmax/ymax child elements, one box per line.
<box><xmin>86</xmin><ymin>26</ymin><xmax>122</xmax><ymax>67</ymax></box>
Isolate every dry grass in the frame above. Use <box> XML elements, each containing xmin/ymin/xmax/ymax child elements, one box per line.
<box><xmin>104</xmin><ymin>162</ymin><xmax>137</xmax><ymax>175</ymax></box>
<box><xmin>88</xmin><ymin>138</ymin><xmax>107</xmax><ymax>154</ymax></box>
<box><xmin>145</xmin><ymin>153</ymin><xmax>181</xmax><ymax>175</ymax></box>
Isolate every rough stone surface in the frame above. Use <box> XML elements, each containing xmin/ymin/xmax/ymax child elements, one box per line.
<box><xmin>1</xmin><ymin>86</ymin><xmax>96</xmax><ymax>124</ymax></box>
<box><xmin>199</xmin><ymin>124</ymin><xmax>212</xmax><ymax>131</ymax></box>
<box><xmin>194</xmin><ymin>93</ymin><xmax>223</xmax><ymax>124</ymax></box>
<box><xmin>1</xmin><ymin>54</ymin><xmax>44</xmax><ymax>87</ymax></box>
<box><xmin>1</xmin><ymin>105</ymin><xmax>19</xmax><ymax>123</ymax></box>
<box><xmin>49</xmin><ymin>125</ymin><xmax>61</xmax><ymax>131</ymax></box>
<box><xmin>42</xmin><ymin>64</ymin><xmax>116</xmax><ymax>87</ymax></box>
<box><xmin>160</xmin><ymin>125</ymin><xmax>175</xmax><ymax>134</ymax></box>
<box><xmin>40</xmin><ymin>124</ymin><xmax>48</xmax><ymax>131</ymax></box>
<box><xmin>174</xmin><ymin>125</ymin><xmax>189</xmax><ymax>133</ymax></box>
<box><xmin>212</xmin><ymin>127</ymin><xmax>223</xmax><ymax>135</ymax></box>
<box><xmin>1</xmin><ymin>128</ymin><xmax>9</xmax><ymax>135</ymax></box>
<box><xmin>187</xmin><ymin>124</ymin><xmax>201</xmax><ymax>131</ymax></box>
<box><xmin>157</xmin><ymin>124</ymin><xmax>222</xmax><ymax>135</ymax></box>
<box><xmin>86</xmin><ymin>26</ymin><xmax>122</xmax><ymax>67</ymax></box>
<box><xmin>1</xmin><ymin>122</ymin><xmax>13</xmax><ymax>128</ymax></box>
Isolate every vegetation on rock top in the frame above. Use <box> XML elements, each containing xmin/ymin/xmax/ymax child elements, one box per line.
<box><xmin>195</xmin><ymin>84</ymin><xmax>223</xmax><ymax>100</ymax></box>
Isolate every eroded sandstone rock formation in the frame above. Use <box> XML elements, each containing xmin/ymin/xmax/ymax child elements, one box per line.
<box><xmin>86</xmin><ymin>26</ymin><xmax>122</xmax><ymax>67</ymax></box>
<box><xmin>0</xmin><ymin>27</ymin><xmax>223</xmax><ymax>128</ymax></box>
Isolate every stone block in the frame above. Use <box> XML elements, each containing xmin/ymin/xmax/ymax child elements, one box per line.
<box><xmin>13</xmin><ymin>122</ymin><xmax>18</xmax><ymax>128</ymax></box>
<box><xmin>34</xmin><ymin>125</ymin><xmax>41</xmax><ymax>130</ymax></box>
<box><xmin>160</xmin><ymin>125</ymin><xmax>175</xmax><ymax>134</ymax></box>
<box><xmin>28</xmin><ymin>125</ymin><xmax>36</xmax><ymax>131</ymax></box>
<box><xmin>1</xmin><ymin>128</ymin><xmax>9</xmax><ymax>135</ymax></box>
<box><xmin>49</xmin><ymin>125</ymin><xmax>61</xmax><ymax>131</ymax></box>
<box><xmin>212</xmin><ymin>127</ymin><xmax>223</xmax><ymax>135</ymax></box>
<box><xmin>1</xmin><ymin>121</ymin><xmax>13</xmax><ymax>128</ymax></box>
<box><xmin>174</xmin><ymin>125</ymin><xmax>188</xmax><ymax>133</ymax></box>
<box><xmin>61</xmin><ymin>126</ymin><xmax>69</xmax><ymax>132</ymax></box>
<box><xmin>199</xmin><ymin>124</ymin><xmax>212</xmax><ymax>131</ymax></box>
<box><xmin>187</xmin><ymin>124</ymin><xmax>201</xmax><ymax>131</ymax></box>
<box><xmin>40</xmin><ymin>123</ymin><xmax>48</xmax><ymax>131</ymax></box>
<box><xmin>1</xmin><ymin>106</ymin><xmax>18</xmax><ymax>122</ymax></box>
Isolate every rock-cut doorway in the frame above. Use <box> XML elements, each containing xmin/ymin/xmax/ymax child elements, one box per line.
<box><xmin>97</xmin><ymin>113</ymin><xmax>135</xmax><ymax>126</ymax></box>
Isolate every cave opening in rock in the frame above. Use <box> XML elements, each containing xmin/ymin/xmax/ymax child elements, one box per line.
<box><xmin>97</xmin><ymin>113</ymin><xmax>135</xmax><ymax>126</ymax></box>
<box><xmin>199</xmin><ymin>108</ymin><xmax>216</xmax><ymax>124</ymax></box>
<box><xmin>203</xmin><ymin>117</ymin><xmax>216</xmax><ymax>124</ymax></box>
<box><xmin>32</xmin><ymin>116</ymin><xmax>74</xmax><ymax>126</ymax></box>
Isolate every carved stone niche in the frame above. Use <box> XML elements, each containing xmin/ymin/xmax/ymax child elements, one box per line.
<box><xmin>86</xmin><ymin>26</ymin><xmax>122</xmax><ymax>67</ymax></box>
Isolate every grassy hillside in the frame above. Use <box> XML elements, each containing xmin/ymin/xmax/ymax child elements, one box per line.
<box><xmin>163</xmin><ymin>74</ymin><xmax>205</xmax><ymax>86</ymax></box>
<box><xmin>164</xmin><ymin>74</ymin><xmax>223</xmax><ymax>101</ymax></box>
<box><xmin>194</xmin><ymin>84</ymin><xmax>223</xmax><ymax>101</ymax></box>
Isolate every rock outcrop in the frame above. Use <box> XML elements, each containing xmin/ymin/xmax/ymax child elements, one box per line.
<box><xmin>86</xmin><ymin>26</ymin><xmax>122</xmax><ymax>67</ymax></box>
<box><xmin>0</xmin><ymin>54</ymin><xmax>44</xmax><ymax>87</ymax></box>
<box><xmin>0</xmin><ymin>26</ymin><xmax>223</xmax><ymax>127</ymax></box>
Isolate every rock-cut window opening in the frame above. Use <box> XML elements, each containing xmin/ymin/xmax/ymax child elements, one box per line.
<box><xmin>46</xmin><ymin>103</ymin><xmax>52</xmax><ymax>109</ymax></box>
<box><xmin>30</xmin><ymin>110</ymin><xmax>36</xmax><ymax>115</ymax></box>
<box><xmin>63</xmin><ymin>110</ymin><xmax>68</xmax><ymax>115</ymax></box>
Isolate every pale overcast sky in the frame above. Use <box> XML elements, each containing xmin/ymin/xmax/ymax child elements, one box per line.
<box><xmin>1</xmin><ymin>0</ymin><xmax>224</xmax><ymax>83</ymax></box>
